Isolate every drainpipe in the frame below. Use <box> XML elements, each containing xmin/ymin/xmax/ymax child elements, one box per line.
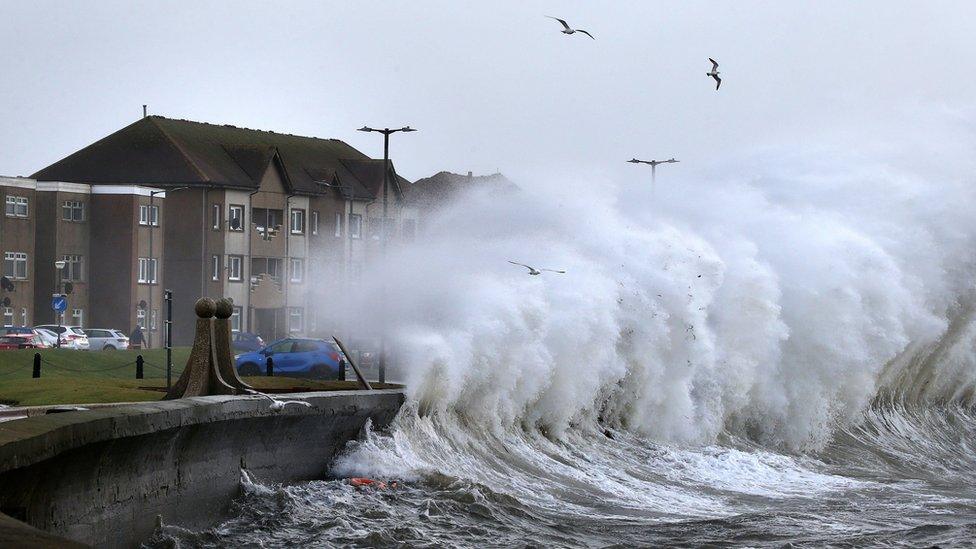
<box><xmin>246</xmin><ymin>188</ymin><xmax>260</xmax><ymax>333</ymax></box>
<box><xmin>284</xmin><ymin>193</ymin><xmax>295</xmax><ymax>336</ymax></box>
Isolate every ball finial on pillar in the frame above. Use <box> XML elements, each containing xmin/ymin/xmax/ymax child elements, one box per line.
<box><xmin>214</xmin><ymin>298</ymin><xmax>233</xmax><ymax>319</ymax></box>
<box><xmin>195</xmin><ymin>297</ymin><xmax>217</xmax><ymax>318</ymax></box>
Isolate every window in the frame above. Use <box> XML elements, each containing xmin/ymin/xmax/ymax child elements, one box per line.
<box><xmin>139</xmin><ymin>204</ymin><xmax>159</xmax><ymax>226</ymax></box>
<box><xmin>350</xmin><ymin>214</ymin><xmax>362</xmax><ymax>239</ymax></box>
<box><xmin>227</xmin><ymin>255</ymin><xmax>243</xmax><ymax>281</ymax></box>
<box><xmin>231</xmin><ymin>306</ymin><xmax>242</xmax><ymax>332</ymax></box>
<box><xmin>250</xmin><ymin>257</ymin><xmax>284</xmax><ymax>282</ymax></box>
<box><xmin>334</xmin><ymin>212</ymin><xmax>343</xmax><ymax>237</ymax></box>
<box><xmin>150</xmin><ymin>309</ymin><xmax>158</xmax><ymax>331</ymax></box>
<box><xmin>311</xmin><ymin>211</ymin><xmax>319</xmax><ymax>235</ymax></box>
<box><xmin>5</xmin><ymin>196</ymin><xmax>28</xmax><ymax>217</ymax></box>
<box><xmin>289</xmin><ymin>258</ymin><xmax>304</xmax><ymax>283</ymax></box>
<box><xmin>3</xmin><ymin>252</ymin><xmax>27</xmax><ymax>280</ymax></box>
<box><xmin>61</xmin><ymin>255</ymin><xmax>83</xmax><ymax>281</ymax></box>
<box><xmin>136</xmin><ymin>308</ymin><xmax>146</xmax><ymax>329</ymax></box>
<box><xmin>289</xmin><ymin>307</ymin><xmax>304</xmax><ymax>333</ymax></box>
<box><xmin>61</xmin><ymin>200</ymin><xmax>85</xmax><ymax>222</ymax></box>
<box><xmin>137</xmin><ymin>258</ymin><xmax>157</xmax><ymax>283</ymax></box>
<box><xmin>228</xmin><ymin>205</ymin><xmax>244</xmax><ymax>231</ymax></box>
<box><xmin>2</xmin><ymin>308</ymin><xmax>12</xmax><ymax>327</ymax></box>
<box><xmin>211</xmin><ymin>255</ymin><xmax>220</xmax><ymax>281</ymax></box>
<box><xmin>212</xmin><ymin>204</ymin><xmax>221</xmax><ymax>230</ymax></box>
<box><xmin>290</xmin><ymin>208</ymin><xmax>305</xmax><ymax>234</ymax></box>
<box><xmin>252</xmin><ymin>208</ymin><xmax>283</xmax><ymax>239</ymax></box>
<box><xmin>20</xmin><ymin>308</ymin><xmax>27</xmax><ymax>326</ymax></box>
<box><xmin>72</xmin><ymin>308</ymin><xmax>83</xmax><ymax>328</ymax></box>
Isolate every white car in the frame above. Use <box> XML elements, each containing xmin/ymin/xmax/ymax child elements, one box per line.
<box><xmin>34</xmin><ymin>325</ymin><xmax>90</xmax><ymax>350</ymax></box>
<box><xmin>33</xmin><ymin>328</ymin><xmax>61</xmax><ymax>348</ymax></box>
<box><xmin>83</xmin><ymin>329</ymin><xmax>129</xmax><ymax>351</ymax></box>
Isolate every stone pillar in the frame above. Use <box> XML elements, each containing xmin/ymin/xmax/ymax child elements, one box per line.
<box><xmin>164</xmin><ymin>298</ymin><xmax>237</xmax><ymax>400</ymax></box>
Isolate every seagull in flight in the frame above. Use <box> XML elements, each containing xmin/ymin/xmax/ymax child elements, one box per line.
<box><xmin>707</xmin><ymin>58</ymin><xmax>721</xmax><ymax>90</ymax></box>
<box><xmin>509</xmin><ymin>261</ymin><xmax>566</xmax><ymax>275</ymax></box>
<box><xmin>246</xmin><ymin>389</ymin><xmax>312</xmax><ymax>412</ymax></box>
<box><xmin>547</xmin><ymin>16</ymin><xmax>595</xmax><ymax>39</ymax></box>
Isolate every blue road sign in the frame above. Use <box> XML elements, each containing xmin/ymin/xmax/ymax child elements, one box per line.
<box><xmin>52</xmin><ymin>295</ymin><xmax>67</xmax><ymax>313</ymax></box>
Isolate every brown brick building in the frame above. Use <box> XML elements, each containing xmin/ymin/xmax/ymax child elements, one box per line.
<box><xmin>29</xmin><ymin>116</ymin><xmax>410</xmax><ymax>345</ymax></box>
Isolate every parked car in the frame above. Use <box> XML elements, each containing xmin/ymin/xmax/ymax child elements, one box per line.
<box><xmin>0</xmin><ymin>327</ymin><xmax>53</xmax><ymax>348</ymax></box>
<box><xmin>33</xmin><ymin>328</ymin><xmax>63</xmax><ymax>348</ymax></box>
<box><xmin>236</xmin><ymin>338</ymin><xmax>344</xmax><ymax>379</ymax></box>
<box><xmin>0</xmin><ymin>333</ymin><xmax>46</xmax><ymax>349</ymax></box>
<box><xmin>83</xmin><ymin>329</ymin><xmax>129</xmax><ymax>351</ymax></box>
<box><xmin>33</xmin><ymin>325</ymin><xmax>90</xmax><ymax>350</ymax></box>
<box><xmin>232</xmin><ymin>332</ymin><xmax>265</xmax><ymax>353</ymax></box>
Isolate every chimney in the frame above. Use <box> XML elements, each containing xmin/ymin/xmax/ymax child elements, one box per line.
<box><xmin>143</xmin><ymin>105</ymin><xmax>147</xmax><ymax>118</ymax></box>
<box><xmin>467</xmin><ymin>171</ymin><xmax>473</xmax><ymax>179</ymax></box>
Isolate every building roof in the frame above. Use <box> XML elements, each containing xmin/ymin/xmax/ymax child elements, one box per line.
<box><xmin>31</xmin><ymin>116</ymin><xmax>406</xmax><ymax>198</ymax></box>
<box><xmin>405</xmin><ymin>171</ymin><xmax>517</xmax><ymax>209</ymax></box>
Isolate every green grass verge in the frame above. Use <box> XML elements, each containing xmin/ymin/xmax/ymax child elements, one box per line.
<box><xmin>0</xmin><ymin>348</ymin><xmax>400</xmax><ymax>407</ymax></box>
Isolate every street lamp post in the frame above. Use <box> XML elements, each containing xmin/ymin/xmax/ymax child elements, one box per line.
<box><xmin>147</xmin><ymin>187</ymin><xmax>188</xmax><ymax>349</ymax></box>
<box><xmin>356</xmin><ymin>125</ymin><xmax>416</xmax><ymax>383</ymax></box>
<box><xmin>54</xmin><ymin>260</ymin><xmax>66</xmax><ymax>348</ymax></box>
<box><xmin>628</xmin><ymin>157</ymin><xmax>680</xmax><ymax>196</ymax></box>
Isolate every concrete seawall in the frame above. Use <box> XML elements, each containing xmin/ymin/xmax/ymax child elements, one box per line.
<box><xmin>0</xmin><ymin>389</ymin><xmax>405</xmax><ymax>547</ymax></box>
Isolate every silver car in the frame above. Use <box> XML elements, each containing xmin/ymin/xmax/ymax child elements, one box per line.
<box><xmin>83</xmin><ymin>329</ymin><xmax>130</xmax><ymax>351</ymax></box>
<box><xmin>33</xmin><ymin>325</ymin><xmax>91</xmax><ymax>350</ymax></box>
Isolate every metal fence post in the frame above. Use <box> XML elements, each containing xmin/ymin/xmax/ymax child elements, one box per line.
<box><xmin>266</xmin><ymin>356</ymin><xmax>274</xmax><ymax>377</ymax></box>
<box><xmin>136</xmin><ymin>355</ymin><xmax>144</xmax><ymax>379</ymax></box>
<box><xmin>32</xmin><ymin>353</ymin><xmax>40</xmax><ymax>378</ymax></box>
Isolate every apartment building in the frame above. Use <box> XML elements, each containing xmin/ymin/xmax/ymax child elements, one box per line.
<box><xmin>0</xmin><ymin>177</ymin><xmax>37</xmax><ymax>328</ymax></box>
<box><xmin>32</xmin><ymin>116</ymin><xmax>410</xmax><ymax>345</ymax></box>
<box><xmin>0</xmin><ymin>177</ymin><xmax>164</xmax><ymax>334</ymax></box>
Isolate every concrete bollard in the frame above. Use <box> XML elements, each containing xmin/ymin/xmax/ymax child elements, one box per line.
<box><xmin>266</xmin><ymin>356</ymin><xmax>274</xmax><ymax>377</ymax></box>
<box><xmin>32</xmin><ymin>353</ymin><xmax>40</xmax><ymax>378</ymax></box>
<box><xmin>136</xmin><ymin>355</ymin><xmax>144</xmax><ymax>379</ymax></box>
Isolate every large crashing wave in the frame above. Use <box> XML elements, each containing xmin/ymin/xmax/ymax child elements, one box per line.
<box><xmin>321</xmin><ymin>127</ymin><xmax>976</xmax><ymax>451</ymax></box>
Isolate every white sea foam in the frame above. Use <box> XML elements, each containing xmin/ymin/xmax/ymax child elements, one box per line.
<box><xmin>317</xmin><ymin>113</ymin><xmax>976</xmax><ymax>452</ymax></box>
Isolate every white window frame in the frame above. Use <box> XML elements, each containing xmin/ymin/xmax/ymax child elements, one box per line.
<box><xmin>212</xmin><ymin>203</ymin><xmax>221</xmax><ymax>230</ymax></box>
<box><xmin>350</xmin><ymin>214</ymin><xmax>362</xmax><ymax>239</ymax></box>
<box><xmin>2</xmin><ymin>307</ymin><xmax>12</xmax><ymax>328</ymax></box>
<box><xmin>72</xmin><ymin>308</ymin><xmax>83</xmax><ymax>328</ymax></box>
<box><xmin>5</xmin><ymin>196</ymin><xmax>28</xmax><ymax>218</ymax></box>
<box><xmin>311</xmin><ymin>211</ymin><xmax>319</xmax><ymax>235</ymax></box>
<box><xmin>150</xmin><ymin>309</ymin><xmax>158</xmax><ymax>331</ymax></box>
<box><xmin>211</xmin><ymin>254</ymin><xmax>220</xmax><ymax>281</ymax></box>
<box><xmin>136</xmin><ymin>308</ymin><xmax>146</xmax><ymax>329</ymax></box>
<box><xmin>288</xmin><ymin>307</ymin><xmax>304</xmax><ymax>333</ymax></box>
<box><xmin>228</xmin><ymin>205</ymin><xmax>244</xmax><ymax>231</ymax></box>
<box><xmin>61</xmin><ymin>254</ymin><xmax>83</xmax><ymax>282</ymax></box>
<box><xmin>289</xmin><ymin>258</ymin><xmax>303</xmax><ymax>283</ymax></box>
<box><xmin>139</xmin><ymin>204</ymin><xmax>160</xmax><ymax>226</ymax></box>
<box><xmin>227</xmin><ymin>255</ymin><xmax>243</xmax><ymax>281</ymax></box>
<box><xmin>61</xmin><ymin>200</ymin><xmax>85</xmax><ymax>222</ymax></box>
<box><xmin>137</xmin><ymin>257</ymin><xmax>157</xmax><ymax>284</ymax></box>
<box><xmin>290</xmin><ymin>209</ymin><xmax>305</xmax><ymax>234</ymax></box>
<box><xmin>231</xmin><ymin>306</ymin><xmax>242</xmax><ymax>332</ymax></box>
<box><xmin>3</xmin><ymin>252</ymin><xmax>27</xmax><ymax>280</ymax></box>
<box><xmin>334</xmin><ymin>212</ymin><xmax>342</xmax><ymax>237</ymax></box>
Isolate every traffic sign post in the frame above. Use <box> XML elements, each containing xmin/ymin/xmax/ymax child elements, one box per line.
<box><xmin>51</xmin><ymin>294</ymin><xmax>67</xmax><ymax>348</ymax></box>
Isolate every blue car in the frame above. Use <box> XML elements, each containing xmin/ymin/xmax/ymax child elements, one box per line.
<box><xmin>236</xmin><ymin>338</ymin><xmax>345</xmax><ymax>380</ymax></box>
<box><xmin>232</xmin><ymin>331</ymin><xmax>265</xmax><ymax>353</ymax></box>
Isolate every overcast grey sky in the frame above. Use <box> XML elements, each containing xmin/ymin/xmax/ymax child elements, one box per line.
<box><xmin>1</xmin><ymin>1</ymin><xmax>974</xmax><ymax>184</ymax></box>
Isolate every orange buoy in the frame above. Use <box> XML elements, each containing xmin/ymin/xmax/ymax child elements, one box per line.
<box><xmin>349</xmin><ymin>477</ymin><xmax>387</xmax><ymax>489</ymax></box>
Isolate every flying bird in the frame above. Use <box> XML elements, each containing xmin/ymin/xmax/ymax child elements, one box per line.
<box><xmin>509</xmin><ymin>261</ymin><xmax>566</xmax><ymax>275</ymax></box>
<box><xmin>546</xmin><ymin>16</ymin><xmax>595</xmax><ymax>39</ymax></box>
<box><xmin>707</xmin><ymin>58</ymin><xmax>721</xmax><ymax>90</ymax></box>
<box><xmin>246</xmin><ymin>389</ymin><xmax>312</xmax><ymax>412</ymax></box>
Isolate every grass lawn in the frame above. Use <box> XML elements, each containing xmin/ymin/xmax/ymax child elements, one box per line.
<box><xmin>0</xmin><ymin>348</ymin><xmax>399</xmax><ymax>407</ymax></box>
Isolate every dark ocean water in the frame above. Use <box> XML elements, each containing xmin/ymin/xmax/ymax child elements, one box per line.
<box><xmin>145</xmin><ymin>402</ymin><xmax>976</xmax><ymax>548</ymax></box>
